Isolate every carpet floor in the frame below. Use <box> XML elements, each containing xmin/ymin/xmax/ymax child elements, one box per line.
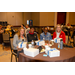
<box><xmin>0</xmin><ymin>44</ymin><xmax>16</xmax><ymax>62</ymax></box>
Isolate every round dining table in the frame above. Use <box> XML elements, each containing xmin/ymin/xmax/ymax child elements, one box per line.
<box><xmin>18</xmin><ymin>43</ymin><xmax>75</xmax><ymax>62</ymax></box>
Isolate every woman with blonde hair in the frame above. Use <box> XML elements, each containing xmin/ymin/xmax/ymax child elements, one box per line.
<box><xmin>13</xmin><ymin>28</ymin><xmax>26</xmax><ymax>57</ymax></box>
<box><xmin>53</xmin><ymin>24</ymin><xmax>66</xmax><ymax>43</ymax></box>
<box><xmin>13</xmin><ymin>27</ymin><xmax>26</xmax><ymax>49</ymax></box>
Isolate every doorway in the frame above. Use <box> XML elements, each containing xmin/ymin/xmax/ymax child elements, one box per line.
<box><xmin>57</xmin><ymin>12</ymin><xmax>66</xmax><ymax>25</ymax></box>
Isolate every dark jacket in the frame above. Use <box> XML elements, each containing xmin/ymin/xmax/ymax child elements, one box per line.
<box><xmin>27</xmin><ymin>32</ymin><xmax>38</xmax><ymax>42</ymax></box>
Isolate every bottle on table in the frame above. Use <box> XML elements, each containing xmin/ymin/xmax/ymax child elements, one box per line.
<box><xmin>60</xmin><ymin>39</ymin><xmax>63</xmax><ymax>49</ymax></box>
<box><xmin>31</xmin><ymin>40</ymin><xmax>34</xmax><ymax>48</ymax></box>
<box><xmin>58</xmin><ymin>41</ymin><xmax>60</xmax><ymax>49</ymax></box>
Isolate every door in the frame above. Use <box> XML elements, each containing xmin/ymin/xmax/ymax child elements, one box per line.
<box><xmin>57</xmin><ymin>12</ymin><xmax>66</xmax><ymax>24</ymax></box>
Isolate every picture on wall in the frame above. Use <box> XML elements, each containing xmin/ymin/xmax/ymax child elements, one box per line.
<box><xmin>27</xmin><ymin>20</ymin><xmax>33</xmax><ymax>26</ymax></box>
<box><xmin>29</xmin><ymin>20</ymin><xmax>33</xmax><ymax>26</ymax></box>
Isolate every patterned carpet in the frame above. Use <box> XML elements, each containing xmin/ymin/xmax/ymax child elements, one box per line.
<box><xmin>0</xmin><ymin>44</ymin><xmax>16</xmax><ymax>62</ymax></box>
<box><xmin>0</xmin><ymin>51</ymin><xmax>11</xmax><ymax>57</ymax></box>
<box><xmin>0</xmin><ymin>44</ymin><xmax>11</xmax><ymax>56</ymax></box>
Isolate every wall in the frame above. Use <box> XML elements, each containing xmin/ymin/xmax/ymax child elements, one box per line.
<box><xmin>39</xmin><ymin>12</ymin><xmax>54</xmax><ymax>26</ymax></box>
<box><xmin>31</xmin><ymin>12</ymin><xmax>40</xmax><ymax>26</ymax></box>
<box><xmin>0</xmin><ymin>12</ymin><xmax>24</xmax><ymax>26</ymax></box>
<box><xmin>66</xmin><ymin>12</ymin><xmax>69</xmax><ymax>25</ymax></box>
<box><xmin>1</xmin><ymin>12</ymin><xmax>75</xmax><ymax>26</ymax></box>
<box><xmin>31</xmin><ymin>12</ymin><xmax>54</xmax><ymax>26</ymax></box>
<box><xmin>0</xmin><ymin>12</ymin><xmax>7</xmax><ymax>21</ymax></box>
<box><xmin>7</xmin><ymin>12</ymin><xmax>16</xmax><ymax>25</ymax></box>
<box><xmin>69</xmin><ymin>12</ymin><xmax>75</xmax><ymax>25</ymax></box>
<box><xmin>23</xmin><ymin>12</ymin><xmax>31</xmax><ymax>25</ymax></box>
<box><xmin>15</xmin><ymin>12</ymin><xmax>23</xmax><ymax>25</ymax></box>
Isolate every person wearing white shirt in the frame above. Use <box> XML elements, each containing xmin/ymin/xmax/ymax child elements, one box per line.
<box><xmin>21</xmin><ymin>24</ymin><xmax>26</xmax><ymax>29</ymax></box>
<box><xmin>56</xmin><ymin>32</ymin><xmax>60</xmax><ymax>38</ymax></box>
<box><xmin>25</xmin><ymin>25</ymin><xmax>30</xmax><ymax>37</ymax></box>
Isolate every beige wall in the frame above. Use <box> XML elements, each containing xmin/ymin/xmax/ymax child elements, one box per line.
<box><xmin>15</xmin><ymin>12</ymin><xmax>23</xmax><ymax>25</ymax></box>
<box><xmin>7</xmin><ymin>12</ymin><xmax>16</xmax><ymax>25</ymax></box>
<box><xmin>1</xmin><ymin>12</ymin><xmax>75</xmax><ymax>26</ymax></box>
<box><xmin>31</xmin><ymin>12</ymin><xmax>40</xmax><ymax>26</ymax></box>
<box><xmin>7</xmin><ymin>12</ymin><xmax>23</xmax><ymax>26</ymax></box>
<box><xmin>39</xmin><ymin>12</ymin><xmax>54</xmax><ymax>26</ymax></box>
<box><xmin>0</xmin><ymin>12</ymin><xmax>32</xmax><ymax>26</ymax></box>
<box><xmin>23</xmin><ymin>12</ymin><xmax>31</xmax><ymax>25</ymax></box>
<box><xmin>69</xmin><ymin>12</ymin><xmax>75</xmax><ymax>25</ymax></box>
<box><xmin>0</xmin><ymin>12</ymin><xmax>24</xmax><ymax>26</ymax></box>
<box><xmin>0</xmin><ymin>12</ymin><xmax>7</xmax><ymax>21</ymax></box>
<box><xmin>31</xmin><ymin>12</ymin><xmax>54</xmax><ymax>26</ymax></box>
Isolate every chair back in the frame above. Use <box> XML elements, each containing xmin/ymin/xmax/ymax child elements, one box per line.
<box><xmin>74</xmin><ymin>36</ymin><xmax>75</xmax><ymax>46</ymax></box>
<box><xmin>64</xmin><ymin>31</ymin><xmax>68</xmax><ymax>35</ymax></box>
<box><xmin>10</xmin><ymin>38</ymin><xmax>17</xmax><ymax>62</ymax></box>
<box><xmin>65</xmin><ymin>35</ymin><xmax>68</xmax><ymax>44</ymax></box>
<box><xmin>0</xmin><ymin>33</ymin><xmax>3</xmax><ymax>43</ymax></box>
<box><xmin>2</xmin><ymin>33</ymin><xmax>10</xmax><ymax>41</ymax></box>
<box><xmin>10</xmin><ymin>38</ymin><xmax>15</xmax><ymax>50</ymax></box>
<box><xmin>70</xmin><ymin>28</ymin><xmax>74</xmax><ymax>37</ymax></box>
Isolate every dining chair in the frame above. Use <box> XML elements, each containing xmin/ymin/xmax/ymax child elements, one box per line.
<box><xmin>10</xmin><ymin>38</ymin><xmax>17</xmax><ymax>62</ymax></box>
<box><xmin>70</xmin><ymin>28</ymin><xmax>74</xmax><ymax>46</ymax></box>
<box><xmin>64</xmin><ymin>31</ymin><xmax>69</xmax><ymax>44</ymax></box>
<box><xmin>71</xmin><ymin>30</ymin><xmax>75</xmax><ymax>47</ymax></box>
<box><xmin>2</xmin><ymin>33</ymin><xmax>10</xmax><ymax>49</ymax></box>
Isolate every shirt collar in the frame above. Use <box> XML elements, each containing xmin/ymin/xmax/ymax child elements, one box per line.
<box><xmin>29</xmin><ymin>31</ymin><xmax>34</xmax><ymax>35</ymax></box>
<box><xmin>43</xmin><ymin>32</ymin><xmax>48</xmax><ymax>36</ymax></box>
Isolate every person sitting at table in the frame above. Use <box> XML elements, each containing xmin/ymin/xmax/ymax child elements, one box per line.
<box><xmin>27</xmin><ymin>26</ymin><xmax>38</xmax><ymax>42</ymax></box>
<box><xmin>13</xmin><ymin>27</ymin><xmax>26</xmax><ymax>49</ymax></box>
<box><xmin>25</xmin><ymin>24</ymin><xmax>30</xmax><ymax>37</ymax></box>
<box><xmin>0</xmin><ymin>25</ymin><xmax>4</xmax><ymax>33</ymax></box>
<box><xmin>53</xmin><ymin>24</ymin><xmax>66</xmax><ymax>43</ymax></box>
<box><xmin>4</xmin><ymin>25</ymin><xmax>15</xmax><ymax>38</ymax></box>
<box><xmin>40</xmin><ymin>27</ymin><xmax>52</xmax><ymax>41</ymax></box>
<box><xmin>21</xmin><ymin>24</ymin><xmax>26</xmax><ymax>29</ymax></box>
<box><xmin>13</xmin><ymin>28</ymin><xmax>26</xmax><ymax>57</ymax></box>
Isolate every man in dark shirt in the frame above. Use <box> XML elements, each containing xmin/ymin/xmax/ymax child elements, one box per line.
<box><xmin>27</xmin><ymin>26</ymin><xmax>38</xmax><ymax>42</ymax></box>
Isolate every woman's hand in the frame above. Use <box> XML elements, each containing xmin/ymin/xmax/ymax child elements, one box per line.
<box><xmin>17</xmin><ymin>46</ymin><xmax>23</xmax><ymax>51</ymax></box>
